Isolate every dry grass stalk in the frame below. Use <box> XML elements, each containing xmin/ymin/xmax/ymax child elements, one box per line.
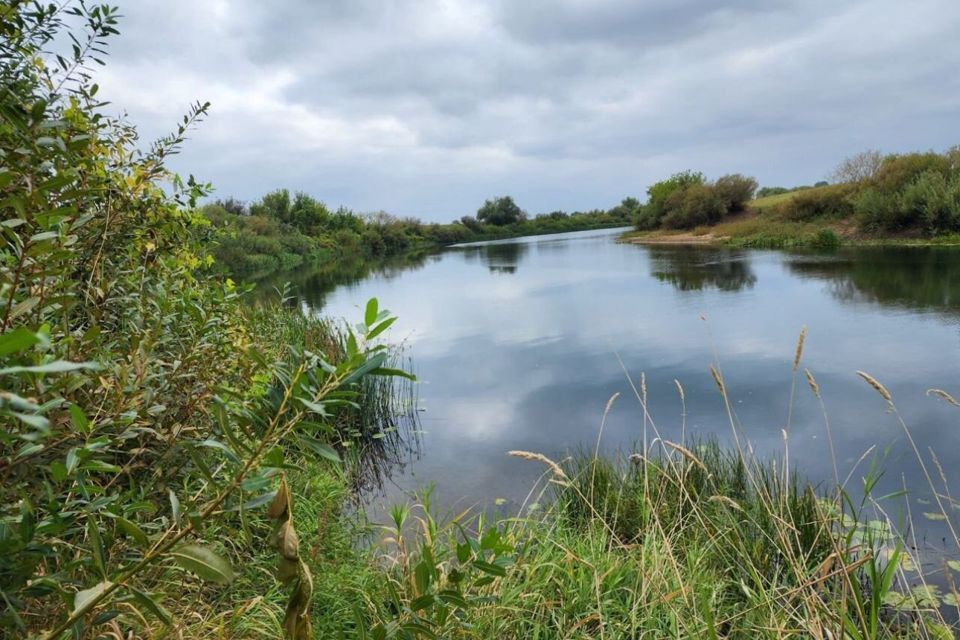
<box><xmin>856</xmin><ymin>370</ymin><xmax>892</xmax><ymax>403</ymax></box>
<box><xmin>793</xmin><ymin>325</ymin><xmax>807</xmax><ymax>371</ymax></box>
<box><xmin>710</xmin><ymin>365</ymin><xmax>725</xmax><ymax>395</ymax></box>
<box><xmin>927</xmin><ymin>388</ymin><xmax>960</xmax><ymax>407</ymax></box>
<box><xmin>662</xmin><ymin>441</ymin><xmax>707</xmax><ymax>472</ymax></box>
<box><xmin>508</xmin><ymin>450</ymin><xmax>568</xmax><ymax>480</ymax></box>
<box><xmin>804</xmin><ymin>369</ymin><xmax>820</xmax><ymax>398</ymax></box>
<box><xmin>708</xmin><ymin>495</ymin><xmax>743</xmax><ymax>512</ymax></box>
<box><xmin>673</xmin><ymin>379</ymin><xmax>684</xmax><ymax>403</ymax></box>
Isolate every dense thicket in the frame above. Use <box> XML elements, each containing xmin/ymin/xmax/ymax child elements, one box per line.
<box><xmin>635</xmin><ymin>171</ymin><xmax>758</xmax><ymax>230</ymax></box>
<box><xmin>0</xmin><ymin>4</ymin><xmax>407</xmax><ymax>636</ymax></box>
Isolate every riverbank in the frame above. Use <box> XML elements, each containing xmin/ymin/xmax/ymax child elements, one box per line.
<box><xmin>170</xmin><ymin>430</ymin><xmax>958</xmax><ymax>638</ymax></box>
<box><xmin>622</xmin><ymin>205</ymin><xmax>960</xmax><ymax>249</ymax></box>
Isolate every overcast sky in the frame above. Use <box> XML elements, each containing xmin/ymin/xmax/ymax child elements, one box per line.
<box><xmin>96</xmin><ymin>0</ymin><xmax>960</xmax><ymax>221</ymax></box>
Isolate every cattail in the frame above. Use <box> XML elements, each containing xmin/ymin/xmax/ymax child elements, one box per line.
<box><xmin>804</xmin><ymin>368</ymin><xmax>820</xmax><ymax>398</ymax></box>
<box><xmin>710</xmin><ymin>365</ymin><xmax>725</xmax><ymax>395</ymax></box>
<box><xmin>927</xmin><ymin>388</ymin><xmax>960</xmax><ymax>407</ymax></box>
<box><xmin>856</xmin><ymin>370</ymin><xmax>892</xmax><ymax>403</ymax></box>
<box><xmin>793</xmin><ymin>326</ymin><xmax>807</xmax><ymax>371</ymax></box>
<box><xmin>674</xmin><ymin>379</ymin><xmax>685</xmax><ymax>403</ymax></box>
<box><xmin>508</xmin><ymin>450</ymin><xmax>568</xmax><ymax>480</ymax></box>
<box><xmin>663</xmin><ymin>440</ymin><xmax>707</xmax><ymax>471</ymax></box>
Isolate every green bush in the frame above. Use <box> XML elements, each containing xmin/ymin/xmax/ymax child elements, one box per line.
<box><xmin>662</xmin><ymin>184</ymin><xmax>727</xmax><ymax>229</ymax></box>
<box><xmin>780</xmin><ymin>184</ymin><xmax>856</xmax><ymax>220</ymax></box>
<box><xmin>637</xmin><ymin>170</ymin><xmax>706</xmax><ymax>229</ymax></box>
<box><xmin>713</xmin><ymin>174</ymin><xmax>758</xmax><ymax>212</ymax></box>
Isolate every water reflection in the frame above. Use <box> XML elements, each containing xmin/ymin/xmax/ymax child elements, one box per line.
<box><xmin>456</xmin><ymin>241</ymin><xmax>529</xmax><ymax>274</ymax></box>
<box><xmin>280</xmin><ymin>230</ymin><xmax>960</xmax><ymax>558</ymax></box>
<box><xmin>648</xmin><ymin>246</ymin><xmax>757</xmax><ymax>292</ymax></box>
<box><xmin>256</xmin><ymin>251</ymin><xmax>437</xmax><ymax>310</ymax></box>
<box><xmin>786</xmin><ymin>247</ymin><xmax>960</xmax><ymax>315</ymax></box>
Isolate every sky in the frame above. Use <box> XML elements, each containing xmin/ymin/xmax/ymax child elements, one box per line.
<box><xmin>95</xmin><ymin>0</ymin><xmax>960</xmax><ymax>222</ymax></box>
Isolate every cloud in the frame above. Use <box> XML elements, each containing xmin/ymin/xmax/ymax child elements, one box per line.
<box><xmin>95</xmin><ymin>0</ymin><xmax>960</xmax><ymax>220</ymax></box>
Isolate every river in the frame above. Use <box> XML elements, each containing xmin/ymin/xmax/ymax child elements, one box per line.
<box><xmin>283</xmin><ymin>228</ymin><xmax>960</xmax><ymax>542</ymax></box>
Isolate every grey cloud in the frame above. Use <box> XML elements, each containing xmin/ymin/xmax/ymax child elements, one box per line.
<box><xmin>94</xmin><ymin>0</ymin><xmax>960</xmax><ymax>220</ymax></box>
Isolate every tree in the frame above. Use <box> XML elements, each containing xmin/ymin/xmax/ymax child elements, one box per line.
<box><xmin>636</xmin><ymin>171</ymin><xmax>705</xmax><ymax>229</ymax></box>
<box><xmin>477</xmin><ymin>196</ymin><xmax>525</xmax><ymax>226</ymax></box>
<box><xmin>713</xmin><ymin>174</ymin><xmax>758</xmax><ymax>212</ymax></box>
<box><xmin>831</xmin><ymin>150</ymin><xmax>884</xmax><ymax>183</ymax></box>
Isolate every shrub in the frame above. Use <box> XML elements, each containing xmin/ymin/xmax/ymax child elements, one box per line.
<box><xmin>780</xmin><ymin>184</ymin><xmax>856</xmax><ymax>220</ymax></box>
<box><xmin>858</xmin><ymin>170</ymin><xmax>960</xmax><ymax>233</ymax></box>
<box><xmin>662</xmin><ymin>184</ymin><xmax>727</xmax><ymax>229</ymax></box>
<box><xmin>638</xmin><ymin>170</ymin><xmax>706</xmax><ymax>229</ymax></box>
<box><xmin>812</xmin><ymin>228</ymin><xmax>841</xmax><ymax>249</ymax></box>
<box><xmin>870</xmin><ymin>152</ymin><xmax>952</xmax><ymax>193</ymax></box>
<box><xmin>713</xmin><ymin>174</ymin><xmax>758</xmax><ymax>212</ymax></box>
<box><xmin>757</xmin><ymin>186</ymin><xmax>790</xmax><ymax>198</ymax></box>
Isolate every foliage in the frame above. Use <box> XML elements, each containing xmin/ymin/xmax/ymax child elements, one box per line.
<box><xmin>637</xmin><ymin>171</ymin><xmax>756</xmax><ymax>230</ymax></box>
<box><xmin>636</xmin><ymin>170</ymin><xmax>706</xmax><ymax>229</ymax></box>
<box><xmin>713</xmin><ymin>173</ymin><xmax>758</xmax><ymax>212</ymax></box>
<box><xmin>476</xmin><ymin>195</ymin><xmax>526</xmax><ymax>226</ymax></box>
<box><xmin>0</xmin><ymin>4</ymin><xmax>410</xmax><ymax>637</ymax></box>
<box><xmin>780</xmin><ymin>183</ymin><xmax>857</xmax><ymax>220</ymax></box>
<box><xmin>662</xmin><ymin>183</ymin><xmax>727</xmax><ymax>229</ymax></box>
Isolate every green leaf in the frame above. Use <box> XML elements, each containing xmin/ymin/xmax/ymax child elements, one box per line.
<box><xmin>73</xmin><ymin>581</ymin><xmax>112</xmax><ymax>615</ymax></box>
<box><xmin>369</xmin><ymin>367</ymin><xmax>416</xmax><ymax>381</ymax></box>
<box><xmin>169</xmin><ymin>491</ymin><xmax>181</xmax><ymax>525</ymax></box>
<box><xmin>170</xmin><ymin>544</ymin><xmax>234</xmax><ymax>584</ymax></box>
<box><xmin>438</xmin><ymin>589</ymin><xmax>469</xmax><ymax>609</ymax></box>
<box><xmin>0</xmin><ymin>360</ymin><xmax>100</xmax><ymax>375</ymax></box>
<box><xmin>116</xmin><ymin>517</ymin><xmax>149</xmax><ymax>546</ymax></box>
<box><xmin>340</xmin><ymin>352</ymin><xmax>388</xmax><ymax>386</ymax></box>
<box><xmin>88</xmin><ymin>516</ymin><xmax>107</xmax><ymax>577</ymax></box>
<box><xmin>0</xmin><ymin>328</ymin><xmax>39</xmax><ymax>357</ymax></box>
<box><xmin>299</xmin><ymin>436</ymin><xmax>341</xmax><ymax>463</ymax></box>
<box><xmin>198</xmin><ymin>439</ymin><xmax>240</xmax><ymax>464</ymax></box>
<box><xmin>365</xmin><ymin>298</ymin><xmax>379</xmax><ymax>327</ymax></box>
<box><xmin>366</xmin><ymin>316</ymin><xmax>397</xmax><ymax>340</ymax></box>
<box><xmin>472</xmin><ymin>559</ymin><xmax>506</xmax><ymax>577</ymax></box>
<box><xmin>68</xmin><ymin>404</ymin><xmax>91</xmax><ymax>433</ymax></box>
<box><xmin>129</xmin><ymin>587</ymin><xmax>172</xmax><ymax>625</ymax></box>
<box><xmin>409</xmin><ymin>594</ymin><xmax>435</xmax><ymax>612</ymax></box>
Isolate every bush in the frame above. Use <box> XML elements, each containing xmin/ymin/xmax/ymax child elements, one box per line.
<box><xmin>870</xmin><ymin>152</ymin><xmax>952</xmax><ymax>193</ymax></box>
<box><xmin>812</xmin><ymin>228</ymin><xmax>841</xmax><ymax>249</ymax></box>
<box><xmin>662</xmin><ymin>184</ymin><xmax>727</xmax><ymax>229</ymax></box>
<box><xmin>780</xmin><ymin>184</ymin><xmax>856</xmax><ymax>220</ymax></box>
<box><xmin>713</xmin><ymin>174</ymin><xmax>758</xmax><ymax>212</ymax></box>
<box><xmin>756</xmin><ymin>186</ymin><xmax>790</xmax><ymax>198</ymax></box>
<box><xmin>638</xmin><ymin>170</ymin><xmax>706</xmax><ymax>229</ymax></box>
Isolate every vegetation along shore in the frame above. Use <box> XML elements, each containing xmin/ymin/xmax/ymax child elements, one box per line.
<box><xmin>623</xmin><ymin>148</ymin><xmax>960</xmax><ymax>249</ymax></box>
<box><xmin>3</xmin><ymin>3</ymin><xmax>960</xmax><ymax>639</ymax></box>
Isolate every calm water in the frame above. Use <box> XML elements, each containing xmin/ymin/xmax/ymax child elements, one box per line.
<box><xmin>285</xmin><ymin>228</ymin><xmax>960</xmax><ymax>530</ymax></box>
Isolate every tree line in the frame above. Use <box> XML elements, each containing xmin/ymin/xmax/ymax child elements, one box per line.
<box><xmin>202</xmin><ymin>192</ymin><xmax>637</xmax><ymax>280</ymax></box>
